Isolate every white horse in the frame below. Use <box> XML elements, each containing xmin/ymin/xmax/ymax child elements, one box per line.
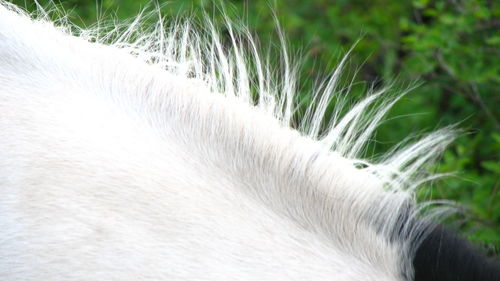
<box><xmin>0</xmin><ymin>1</ymin><xmax>498</xmax><ymax>281</ymax></box>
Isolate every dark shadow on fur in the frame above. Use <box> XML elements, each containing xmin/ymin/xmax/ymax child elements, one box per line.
<box><xmin>413</xmin><ymin>224</ymin><xmax>500</xmax><ymax>281</ymax></box>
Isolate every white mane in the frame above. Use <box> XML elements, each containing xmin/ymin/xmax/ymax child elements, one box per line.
<box><xmin>0</xmin><ymin>1</ymin><xmax>455</xmax><ymax>280</ymax></box>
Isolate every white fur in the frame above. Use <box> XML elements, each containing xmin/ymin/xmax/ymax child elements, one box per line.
<box><xmin>0</xmin><ymin>2</ymin><xmax>454</xmax><ymax>280</ymax></box>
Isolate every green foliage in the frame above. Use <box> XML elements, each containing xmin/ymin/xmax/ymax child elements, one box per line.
<box><xmin>9</xmin><ymin>0</ymin><xmax>499</xmax><ymax>250</ymax></box>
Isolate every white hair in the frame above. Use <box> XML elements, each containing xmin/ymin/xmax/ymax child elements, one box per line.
<box><xmin>0</xmin><ymin>1</ymin><xmax>459</xmax><ymax>280</ymax></box>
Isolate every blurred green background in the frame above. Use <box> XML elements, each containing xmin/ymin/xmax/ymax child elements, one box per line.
<box><xmin>10</xmin><ymin>0</ymin><xmax>499</xmax><ymax>252</ymax></box>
